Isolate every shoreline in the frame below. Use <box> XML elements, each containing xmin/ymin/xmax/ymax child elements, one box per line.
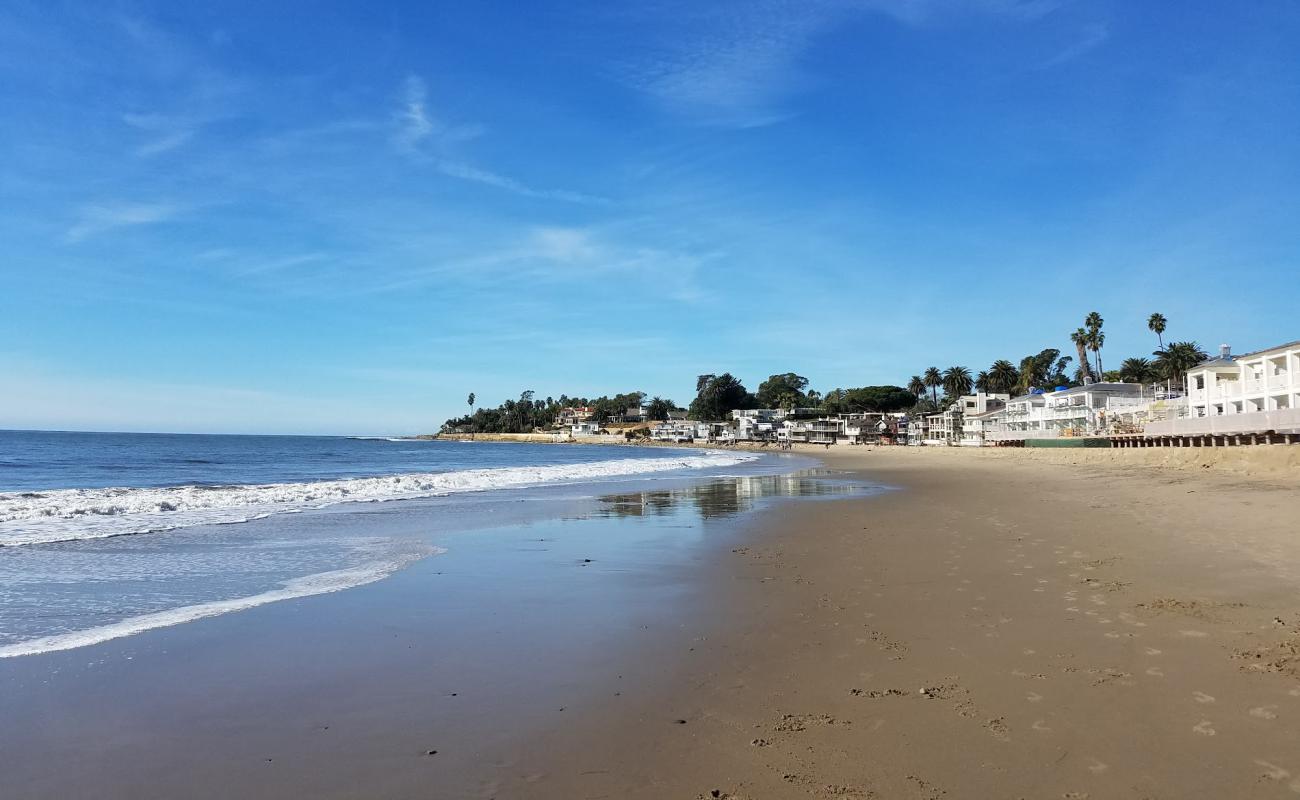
<box><xmin>472</xmin><ymin>446</ymin><xmax>1300</xmax><ymax>797</ymax></box>
<box><xmin>4</xmin><ymin>447</ymin><xmax>1299</xmax><ymax>797</ymax></box>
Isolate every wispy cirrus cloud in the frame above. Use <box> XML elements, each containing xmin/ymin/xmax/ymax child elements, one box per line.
<box><xmin>65</xmin><ymin>201</ymin><xmax>181</xmax><ymax>242</ymax></box>
<box><xmin>1039</xmin><ymin>22</ymin><xmax>1109</xmax><ymax>68</ymax></box>
<box><xmin>392</xmin><ymin>75</ymin><xmax>603</xmax><ymax>204</ymax></box>
<box><xmin>620</xmin><ymin>0</ymin><xmax>1069</xmax><ymax>127</ymax></box>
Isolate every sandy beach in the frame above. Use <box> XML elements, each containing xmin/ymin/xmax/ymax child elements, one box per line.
<box><xmin>484</xmin><ymin>445</ymin><xmax>1300</xmax><ymax>799</ymax></box>
<box><xmin>5</xmin><ymin>445</ymin><xmax>1300</xmax><ymax>799</ymax></box>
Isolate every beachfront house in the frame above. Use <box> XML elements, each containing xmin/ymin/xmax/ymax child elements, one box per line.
<box><xmin>650</xmin><ymin>421</ymin><xmax>696</xmax><ymax>442</ymax></box>
<box><xmin>1135</xmin><ymin>340</ymin><xmax>1300</xmax><ymax>440</ymax></box>
<box><xmin>732</xmin><ymin>408</ymin><xmax>784</xmax><ymax>441</ymax></box>
<box><xmin>556</xmin><ymin>406</ymin><xmax>595</xmax><ymax>427</ymax></box>
<box><xmin>1186</xmin><ymin>342</ymin><xmax>1300</xmax><ymax>417</ymax></box>
<box><xmin>570</xmin><ymin>420</ymin><xmax>603</xmax><ymax>437</ymax></box>
<box><xmin>986</xmin><ymin>383</ymin><xmax>1145</xmax><ymax>442</ymax></box>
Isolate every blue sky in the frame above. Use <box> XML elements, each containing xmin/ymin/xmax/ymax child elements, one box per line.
<box><xmin>2</xmin><ymin>1</ymin><xmax>1298</xmax><ymax>434</ymax></box>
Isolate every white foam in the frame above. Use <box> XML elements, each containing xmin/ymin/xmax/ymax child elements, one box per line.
<box><xmin>0</xmin><ymin>545</ymin><xmax>443</xmax><ymax>658</ymax></box>
<box><xmin>0</xmin><ymin>451</ymin><xmax>757</xmax><ymax>546</ymax></box>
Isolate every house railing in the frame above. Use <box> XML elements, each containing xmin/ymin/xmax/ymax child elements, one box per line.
<box><xmin>1143</xmin><ymin>407</ymin><xmax>1300</xmax><ymax>436</ymax></box>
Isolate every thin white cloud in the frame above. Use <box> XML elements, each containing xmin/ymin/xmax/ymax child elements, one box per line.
<box><xmin>621</xmin><ymin>0</ymin><xmax>1069</xmax><ymax>126</ymax></box>
<box><xmin>1040</xmin><ymin>22</ymin><xmax>1109</xmax><ymax>68</ymax></box>
<box><xmin>394</xmin><ymin>74</ymin><xmax>435</xmax><ymax>149</ymax></box>
<box><xmin>394</xmin><ymin>75</ymin><xmax>604</xmax><ymax>204</ymax></box>
<box><xmin>65</xmin><ymin>201</ymin><xmax>180</xmax><ymax>242</ymax></box>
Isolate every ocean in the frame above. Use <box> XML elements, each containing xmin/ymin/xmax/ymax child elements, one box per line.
<box><xmin>0</xmin><ymin>430</ymin><xmax>830</xmax><ymax>659</ymax></box>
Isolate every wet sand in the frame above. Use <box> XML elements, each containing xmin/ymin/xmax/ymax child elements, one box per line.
<box><xmin>489</xmin><ymin>446</ymin><xmax>1300</xmax><ymax>799</ymax></box>
<box><xmin>6</xmin><ymin>447</ymin><xmax>1300</xmax><ymax>798</ymax></box>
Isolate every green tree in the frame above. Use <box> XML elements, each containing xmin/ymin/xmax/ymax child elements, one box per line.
<box><xmin>1119</xmin><ymin>357</ymin><xmax>1157</xmax><ymax>384</ymax></box>
<box><xmin>975</xmin><ymin>370</ymin><xmax>990</xmax><ymax>392</ymax></box>
<box><xmin>1070</xmin><ymin>328</ymin><xmax>1093</xmax><ymax>383</ymax></box>
<box><xmin>645</xmin><ymin>396</ymin><xmax>676</xmax><ymax>421</ymax></box>
<box><xmin>923</xmin><ymin>367</ymin><xmax>942</xmax><ymax>406</ymax></box>
<box><xmin>1085</xmin><ymin>311</ymin><xmax>1106</xmax><ymax>377</ymax></box>
<box><xmin>688</xmin><ymin>373</ymin><xmax>752</xmax><ymax>420</ymax></box>
<box><xmin>941</xmin><ymin>366</ymin><xmax>973</xmax><ymax>399</ymax></box>
<box><xmin>755</xmin><ymin>372</ymin><xmax>809</xmax><ymax>410</ymax></box>
<box><xmin>1147</xmin><ymin>312</ymin><xmax>1167</xmax><ymax>349</ymax></box>
<box><xmin>1153</xmin><ymin>341</ymin><xmax>1209</xmax><ymax>383</ymax></box>
<box><xmin>907</xmin><ymin>375</ymin><xmax>926</xmax><ymax>401</ymax></box>
<box><xmin>987</xmin><ymin>360</ymin><xmax>1019</xmax><ymax>393</ymax></box>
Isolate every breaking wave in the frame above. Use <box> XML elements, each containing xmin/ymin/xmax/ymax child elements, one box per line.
<box><xmin>0</xmin><ymin>452</ymin><xmax>757</xmax><ymax>546</ymax></box>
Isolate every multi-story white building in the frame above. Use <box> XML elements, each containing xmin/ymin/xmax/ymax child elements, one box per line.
<box><xmin>1187</xmin><ymin>342</ymin><xmax>1300</xmax><ymax>417</ymax></box>
<box><xmin>987</xmin><ymin>383</ymin><xmax>1145</xmax><ymax>441</ymax></box>
<box><xmin>920</xmin><ymin>392</ymin><xmax>1009</xmax><ymax>445</ymax></box>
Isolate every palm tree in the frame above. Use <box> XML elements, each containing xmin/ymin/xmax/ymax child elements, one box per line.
<box><xmin>1070</xmin><ymin>328</ymin><xmax>1093</xmax><ymax>382</ymax></box>
<box><xmin>1084</xmin><ymin>311</ymin><xmax>1105</xmax><ymax>377</ymax></box>
<box><xmin>908</xmin><ymin>375</ymin><xmax>926</xmax><ymax>401</ymax></box>
<box><xmin>942</xmin><ymin>366</ymin><xmax>973</xmax><ymax>399</ymax></box>
<box><xmin>923</xmin><ymin>367</ymin><xmax>942</xmax><ymax>405</ymax></box>
<box><xmin>975</xmin><ymin>370</ymin><xmax>990</xmax><ymax>392</ymax></box>
<box><xmin>466</xmin><ymin>392</ymin><xmax>476</xmax><ymax>436</ymax></box>
<box><xmin>1147</xmin><ymin>312</ymin><xmax>1167</xmax><ymax>349</ymax></box>
<box><xmin>988</xmin><ymin>359</ymin><xmax>1019</xmax><ymax>393</ymax></box>
<box><xmin>1153</xmin><ymin>341</ymin><xmax>1209</xmax><ymax>384</ymax></box>
<box><xmin>1119</xmin><ymin>357</ymin><xmax>1156</xmax><ymax>384</ymax></box>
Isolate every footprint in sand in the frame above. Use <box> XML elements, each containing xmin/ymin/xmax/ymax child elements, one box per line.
<box><xmin>1179</xmin><ymin>630</ymin><xmax>1210</xmax><ymax>638</ymax></box>
<box><xmin>1087</xmin><ymin>759</ymin><xmax>1109</xmax><ymax>774</ymax></box>
<box><xmin>1254</xmin><ymin>759</ymin><xmax>1291</xmax><ymax>782</ymax></box>
<box><xmin>1193</xmin><ymin>720</ymin><xmax>1217</xmax><ymax>736</ymax></box>
<box><xmin>1145</xmin><ymin>647</ymin><xmax>1163</xmax><ymax>656</ymax></box>
<box><xmin>1031</xmin><ymin>719</ymin><xmax>1051</xmax><ymax>732</ymax></box>
<box><xmin>1027</xmin><ymin>691</ymin><xmax>1044</xmax><ymax>702</ymax></box>
<box><xmin>1145</xmin><ymin>666</ymin><xmax>1165</xmax><ymax>677</ymax></box>
<box><xmin>1193</xmin><ymin>691</ymin><xmax>1216</xmax><ymax>704</ymax></box>
<box><xmin>1250</xmin><ymin>705</ymin><xmax>1279</xmax><ymax>720</ymax></box>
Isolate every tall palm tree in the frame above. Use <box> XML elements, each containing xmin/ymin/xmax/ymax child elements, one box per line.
<box><xmin>1084</xmin><ymin>311</ymin><xmax>1105</xmax><ymax>377</ymax></box>
<box><xmin>1153</xmin><ymin>341</ymin><xmax>1209</xmax><ymax>383</ymax></box>
<box><xmin>942</xmin><ymin>366</ymin><xmax>973</xmax><ymax>399</ymax></box>
<box><xmin>988</xmin><ymin>359</ymin><xmax>1019</xmax><ymax>393</ymax></box>
<box><xmin>923</xmin><ymin>367</ymin><xmax>942</xmax><ymax>405</ymax></box>
<box><xmin>975</xmin><ymin>370</ymin><xmax>990</xmax><ymax>392</ymax></box>
<box><xmin>1070</xmin><ymin>328</ymin><xmax>1093</xmax><ymax>382</ymax></box>
<box><xmin>1147</xmin><ymin>312</ymin><xmax>1167</xmax><ymax>349</ymax></box>
<box><xmin>908</xmin><ymin>375</ymin><xmax>926</xmax><ymax>400</ymax></box>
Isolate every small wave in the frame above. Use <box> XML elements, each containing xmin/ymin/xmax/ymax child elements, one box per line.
<box><xmin>0</xmin><ymin>546</ymin><xmax>443</xmax><ymax>659</ymax></box>
<box><xmin>0</xmin><ymin>452</ymin><xmax>758</xmax><ymax>546</ymax></box>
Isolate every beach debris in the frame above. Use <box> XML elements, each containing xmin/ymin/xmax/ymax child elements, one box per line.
<box><xmin>675</xmin><ymin>718</ymin><xmax>688</xmax><ymax>725</ymax></box>
<box><xmin>425</xmin><ymin>749</ymin><xmax>438</xmax><ymax>756</ymax></box>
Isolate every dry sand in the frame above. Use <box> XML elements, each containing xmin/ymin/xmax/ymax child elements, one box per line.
<box><xmin>488</xmin><ymin>445</ymin><xmax>1300</xmax><ymax>799</ymax></box>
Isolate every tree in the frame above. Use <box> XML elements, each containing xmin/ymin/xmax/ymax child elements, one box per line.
<box><xmin>1119</xmin><ymin>357</ymin><xmax>1157</xmax><ymax>384</ymax></box>
<box><xmin>1147</xmin><ymin>312</ymin><xmax>1167</xmax><ymax>349</ymax></box>
<box><xmin>942</xmin><ymin>366</ymin><xmax>973</xmax><ymax>399</ymax></box>
<box><xmin>1070</xmin><ymin>328</ymin><xmax>1093</xmax><ymax>383</ymax></box>
<box><xmin>1084</xmin><ymin>311</ymin><xmax>1105</xmax><ymax>377</ymax></box>
<box><xmin>923</xmin><ymin>367</ymin><xmax>942</xmax><ymax>406</ymax></box>
<box><xmin>755</xmin><ymin>372</ymin><xmax>809</xmax><ymax>410</ymax></box>
<box><xmin>645</xmin><ymin>396</ymin><xmax>676</xmax><ymax>421</ymax></box>
<box><xmin>987</xmin><ymin>360</ymin><xmax>1019</xmax><ymax>393</ymax></box>
<box><xmin>975</xmin><ymin>371</ymin><xmax>990</xmax><ymax>392</ymax></box>
<box><xmin>688</xmin><ymin>373</ymin><xmax>752</xmax><ymax>420</ymax></box>
<box><xmin>1153</xmin><ymin>341</ymin><xmax>1208</xmax><ymax>384</ymax></box>
<box><xmin>907</xmin><ymin>375</ymin><xmax>927</xmax><ymax>401</ymax></box>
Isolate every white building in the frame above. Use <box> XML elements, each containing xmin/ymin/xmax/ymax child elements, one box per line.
<box><xmin>1137</xmin><ymin>340</ymin><xmax>1300</xmax><ymax>439</ymax></box>
<box><xmin>988</xmin><ymin>383</ymin><xmax>1145</xmax><ymax>441</ymax></box>
<box><xmin>650</xmin><ymin>421</ymin><xmax>695</xmax><ymax>442</ymax></box>
<box><xmin>1187</xmin><ymin>342</ymin><xmax>1299</xmax><ymax>417</ymax></box>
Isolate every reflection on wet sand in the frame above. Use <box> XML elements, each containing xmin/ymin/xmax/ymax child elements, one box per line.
<box><xmin>595</xmin><ymin>471</ymin><xmax>870</xmax><ymax>520</ymax></box>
